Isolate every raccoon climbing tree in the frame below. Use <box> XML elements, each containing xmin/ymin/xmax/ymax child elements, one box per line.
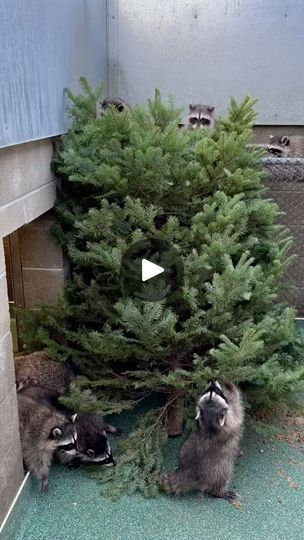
<box><xmin>21</xmin><ymin>78</ymin><xmax>304</xmax><ymax>497</ymax></box>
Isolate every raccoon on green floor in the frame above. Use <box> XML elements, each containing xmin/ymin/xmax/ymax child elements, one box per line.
<box><xmin>17</xmin><ymin>391</ymin><xmax>77</xmax><ymax>491</ymax></box>
<box><xmin>15</xmin><ymin>352</ymin><xmax>120</xmax><ymax>467</ymax></box>
<box><xmin>159</xmin><ymin>379</ymin><xmax>244</xmax><ymax>502</ymax></box>
<box><xmin>19</xmin><ymin>385</ymin><xmax>119</xmax><ymax>467</ymax></box>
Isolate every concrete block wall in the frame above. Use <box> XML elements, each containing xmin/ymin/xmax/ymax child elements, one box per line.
<box><xmin>19</xmin><ymin>212</ymin><xmax>68</xmax><ymax>307</ymax></box>
<box><xmin>0</xmin><ymin>140</ymin><xmax>57</xmax><ymax>237</ymax></box>
<box><xmin>0</xmin><ymin>139</ymin><xmax>61</xmax><ymax>526</ymax></box>
<box><xmin>0</xmin><ymin>242</ymin><xmax>24</xmax><ymax>526</ymax></box>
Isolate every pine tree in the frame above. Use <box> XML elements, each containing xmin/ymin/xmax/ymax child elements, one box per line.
<box><xmin>21</xmin><ymin>79</ymin><xmax>304</xmax><ymax>496</ymax></box>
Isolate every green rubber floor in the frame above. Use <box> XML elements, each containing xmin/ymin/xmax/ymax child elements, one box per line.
<box><xmin>5</xmin><ymin>415</ymin><xmax>304</xmax><ymax>540</ymax></box>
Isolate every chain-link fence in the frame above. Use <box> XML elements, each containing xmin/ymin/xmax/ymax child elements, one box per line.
<box><xmin>262</xmin><ymin>157</ymin><xmax>304</xmax><ymax>316</ymax></box>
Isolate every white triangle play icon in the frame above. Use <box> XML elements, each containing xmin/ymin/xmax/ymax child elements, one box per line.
<box><xmin>141</xmin><ymin>259</ymin><xmax>165</xmax><ymax>282</ymax></box>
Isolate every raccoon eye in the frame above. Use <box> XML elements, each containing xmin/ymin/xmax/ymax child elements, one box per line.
<box><xmin>190</xmin><ymin>117</ymin><xmax>197</xmax><ymax>124</ymax></box>
<box><xmin>87</xmin><ymin>449</ymin><xmax>95</xmax><ymax>458</ymax></box>
<box><xmin>201</xmin><ymin>118</ymin><xmax>210</xmax><ymax>125</ymax></box>
<box><xmin>52</xmin><ymin>427</ymin><xmax>63</xmax><ymax>439</ymax></box>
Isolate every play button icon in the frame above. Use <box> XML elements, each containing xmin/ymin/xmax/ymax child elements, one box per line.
<box><xmin>142</xmin><ymin>259</ymin><xmax>164</xmax><ymax>282</ymax></box>
<box><xmin>120</xmin><ymin>238</ymin><xmax>183</xmax><ymax>301</ymax></box>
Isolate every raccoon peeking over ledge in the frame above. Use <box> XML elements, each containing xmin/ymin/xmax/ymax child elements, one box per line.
<box><xmin>159</xmin><ymin>380</ymin><xmax>244</xmax><ymax>501</ymax></box>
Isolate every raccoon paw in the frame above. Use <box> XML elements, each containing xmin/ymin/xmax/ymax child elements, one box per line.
<box><xmin>41</xmin><ymin>478</ymin><xmax>49</xmax><ymax>492</ymax></box>
<box><xmin>222</xmin><ymin>490</ymin><xmax>237</xmax><ymax>502</ymax></box>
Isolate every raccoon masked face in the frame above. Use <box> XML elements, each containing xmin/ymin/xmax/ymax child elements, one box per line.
<box><xmin>100</xmin><ymin>98</ymin><xmax>128</xmax><ymax>114</ymax></box>
<box><xmin>76</xmin><ymin>431</ymin><xmax>115</xmax><ymax>466</ymax></box>
<box><xmin>50</xmin><ymin>413</ymin><xmax>78</xmax><ymax>447</ymax></box>
<box><xmin>188</xmin><ymin>104</ymin><xmax>215</xmax><ymax>129</ymax></box>
<box><xmin>196</xmin><ymin>380</ymin><xmax>228</xmax><ymax>436</ymax></box>
<box><xmin>269</xmin><ymin>135</ymin><xmax>290</xmax><ymax>147</ymax></box>
<box><xmin>268</xmin><ymin>135</ymin><xmax>290</xmax><ymax>156</ymax></box>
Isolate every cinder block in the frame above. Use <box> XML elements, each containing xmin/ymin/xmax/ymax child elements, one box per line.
<box><xmin>0</xmin><ymin>140</ymin><xmax>55</xmax><ymax>207</ymax></box>
<box><xmin>0</xmin><ymin>436</ymin><xmax>24</xmax><ymax>527</ymax></box>
<box><xmin>0</xmin><ymin>273</ymin><xmax>10</xmax><ymax>339</ymax></box>
<box><xmin>0</xmin><ymin>387</ymin><xmax>20</xmax><ymax>464</ymax></box>
<box><xmin>0</xmin><ymin>199</ymin><xmax>26</xmax><ymax>238</ymax></box>
<box><xmin>19</xmin><ymin>214</ymin><xmax>63</xmax><ymax>269</ymax></box>
<box><xmin>0</xmin><ymin>332</ymin><xmax>15</xmax><ymax>405</ymax></box>
<box><xmin>23</xmin><ymin>181</ymin><xmax>57</xmax><ymax>224</ymax></box>
<box><xmin>22</xmin><ymin>268</ymin><xmax>65</xmax><ymax>307</ymax></box>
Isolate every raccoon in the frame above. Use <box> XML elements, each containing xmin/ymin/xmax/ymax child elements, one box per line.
<box><xmin>56</xmin><ymin>412</ymin><xmax>117</xmax><ymax>467</ymax></box>
<box><xmin>267</xmin><ymin>135</ymin><xmax>290</xmax><ymax>157</ymax></box>
<box><xmin>18</xmin><ymin>386</ymin><xmax>119</xmax><ymax>467</ymax></box>
<box><xmin>268</xmin><ymin>135</ymin><xmax>304</xmax><ymax>157</ymax></box>
<box><xmin>17</xmin><ymin>392</ymin><xmax>77</xmax><ymax>491</ymax></box>
<box><xmin>160</xmin><ymin>379</ymin><xmax>244</xmax><ymax>501</ymax></box>
<box><xmin>100</xmin><ymin>97</ymin><xmax>129</xmax><ymax>114</ymax></box>
<box><xmin>14</xmin><ymin>351</ymin><xmax>72</xmax><ymax>395</ymax></box>
<box><xmin>185</xmin><ymin>104</ymin><xmax>215</xmax><ymax>130</ymax></box>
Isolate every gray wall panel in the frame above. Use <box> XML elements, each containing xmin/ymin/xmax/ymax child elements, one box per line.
<box><xmin>108</xmin><ymin>0</ymin><xmax>304</xmax><ymax>124</ymax></box>
<box><xmin>0</xmin><ymin>0</ymin><xmax>107</xmax><ymax>148</ymax></box>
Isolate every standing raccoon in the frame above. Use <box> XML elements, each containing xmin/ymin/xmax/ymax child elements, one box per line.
<box><xmin>17</xmin><ymin>392</ymin><xmax>77</xmax><ymax>491</ymax></box>
<box><xmin>160</xmin><ymin>380</ymin><xmax>244</xmax><ymax>501</ymax></box>
<box><xmin>14</xmin><ymin>351</ymin><xmax>72</xmax><ymax>394</ymax></box>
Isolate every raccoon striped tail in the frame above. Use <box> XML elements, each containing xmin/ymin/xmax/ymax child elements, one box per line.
<box><xmin>159</xmin><ymin>469</ymin><xmax>195</xmax><ymax>495</ymax></box>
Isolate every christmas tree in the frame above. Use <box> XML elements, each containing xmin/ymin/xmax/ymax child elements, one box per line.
<box><xmin>22</xmin><ymin>78</ymin><xmax>304</xmax><ymax>496</ymax></box>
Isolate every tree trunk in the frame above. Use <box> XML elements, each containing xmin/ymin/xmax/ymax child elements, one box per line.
<box><xmin>166</xmin><ymin>395</ymin><xmax>184</xmax><ymax>436</ymax></box>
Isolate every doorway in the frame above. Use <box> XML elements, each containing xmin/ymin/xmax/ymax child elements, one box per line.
<box><xmin>3</xmin><ymin>232</ymin><xmax>24</xmax><ymax>352</ymax></box>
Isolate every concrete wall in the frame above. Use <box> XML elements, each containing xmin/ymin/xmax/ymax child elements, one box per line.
<box><xmin>108</xmin><ymin>0</ymin><xmax>304</xmax><ymax>125</ymax></box>
<box><xmin>0</xmin><ymin>242</ymin><xmax>24</xmax><ymax>526</ymax></box>
<box><xmin>0</xmin><ymin>0</ymin><xmax>107</xmax><ymax>148</ymax></box>
<box><xmin>19</xmin><ymin>212</ymin><xmax>67</xmax><ymax>308</ymax></box>
<box><xmin>0</xmin><ymin>139</ymin><xmax>62</xmax><ymax>526</ymax></box>
<box><xmin>0</xmin><ymin>140</ymin><xmax>56</xmax><ymax>236</ymax></box>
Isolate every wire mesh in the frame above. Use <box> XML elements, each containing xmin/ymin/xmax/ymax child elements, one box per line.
<box><xmin>262</xmin><ymin>157</ymin><xmax>304</xmax><ymax>315</ymax></box>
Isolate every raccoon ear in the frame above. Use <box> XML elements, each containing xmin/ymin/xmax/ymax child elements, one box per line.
<box><xmin>195</xmin><ymin>407</ymin><xmax>200</xmax><ymax>420</ymax></box>
<box><xmin>269</xmin><ymin>134</ymin><xmax>274</xmax><ymax>141</ymax></box>
<box><xmin>102</xmin><ymin>430</ymin><xmax>107</xmax><ymax>437</ymax></box>
<box><xmin>52</xmin><ymin>427</ymin><xmax>62</xmax><ymax>439</ymax></box>
<box><xmin>71</xmin><ymin>413</ymin><xmax>78</xmax><ymax>423</ymax></box>
<box><xmin>189</xmin><ymin>104</ymin><xmax>195</xmax><ymax>110</ymax></box>
<box><xmin>281</xmin><ymin>135</ymin><xmax>289</xmax><ymax>146</ymax></box>
<box><xmin>208</xmin><ymin>106</ymin><xmax>215</xmax><ymax>113</ymax></box>
<box><xmin>87</xmin><ymin>449</ymin><xmax>95</xmax><ymax>458</ymax></box>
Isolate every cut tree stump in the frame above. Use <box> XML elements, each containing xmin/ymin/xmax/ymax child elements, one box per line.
<box><xmin>166</xmin><ymin>396</ymin><xmax>184</xmax><ymax>436</ymax></box>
